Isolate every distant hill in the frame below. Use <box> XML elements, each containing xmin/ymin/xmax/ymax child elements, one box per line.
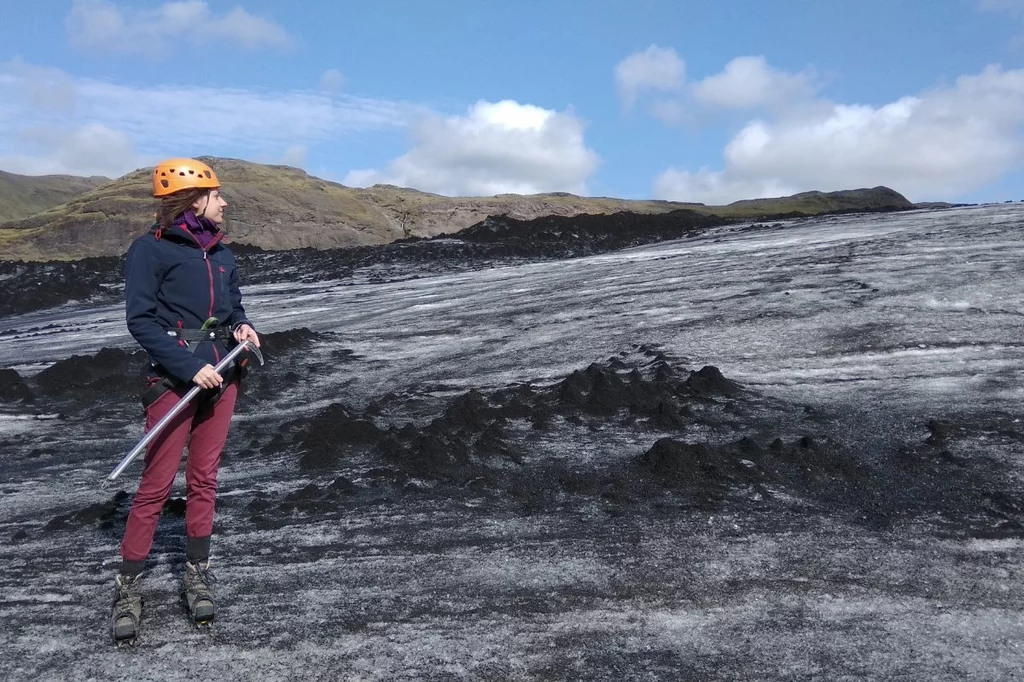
<box><xmin>0</xmin><ymin>157</ymin><xmax>915</xmax><ymax>262</ymax></box>
<box><xmin>726</xmin><ymin>186</ymin><xmax>915</xmax><ymax>214</ymax></box>
<box><xmin>0</xmin><ymin>170</ymin><xmax>109</xmax><ymax>223</ymax></box>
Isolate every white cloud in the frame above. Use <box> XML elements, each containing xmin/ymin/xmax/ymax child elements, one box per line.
<box><xmin>654</xmin><ymin>167</ymin><xmax>795</xmax><ymax>206</ymax></box>
<box><xmin>614</xmin><ymin>50</ymin><xmax>818</xmax><ymax>125</ymax></box>
<box><xmin>207</xmin><ymin>5</ymin><xmax>292</xmax><ymax>49</ymax></box>
<box><xmin>1</xmin><ymin>123</ymin><xmax>139</xmax><ymax>177</ymax></box>
<box><xmin>614</xmin><ymin>45</ymin><xmax>685</xmax><ymax>108</ymax></box>
<box><xmin>0</xmin><ymin>60</ymin><xmax>420</xmax><ymax>178</ymax></box>
<box><xmin>344</xmin><ymin>100</ymin><xmax>600</xmax><ymax>196</ymax></box>
<box><xmin>65</xmin><ymin>0</ymin><xmax>293</xmax><ymax>56</ymax></box>
<box><xmin>281</xmin><ymin>144</ymin><xmax>308</xmax><ymax>167</ymax></box>
<box><xmin>3</xmin><ymin>58</ymin><xmax>77</xmax><ymax>113</ymax></box>
<box><xmin>654</xmin><ymin>63</ymin><xmax>1024</xmax><ymax>203</ymax></box>
<box><xmin>691</xmin><ymin>56</ymin><xmax>817</xmax><ymax>111</ymax></box>
<box><xmin>320</xmin><ymin>68</ymin><xmax>345</xmax><ymax>93</ymax></box>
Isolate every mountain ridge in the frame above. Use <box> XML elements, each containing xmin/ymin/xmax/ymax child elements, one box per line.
<box><xmin>0</xmin><ymin>157</ymin><xmax>919</xmax><ymax>262</ymax></box>
<box><xmin>0</xmin><ymin>170</ymin><xmax>109</xmax><ymax>223</ymax></box>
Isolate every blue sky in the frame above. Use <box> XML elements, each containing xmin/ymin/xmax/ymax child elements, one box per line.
<box><xmin>1</xmin><ymin>0</ymin><xmax>1023</xmax><ymax>204</ymax></box>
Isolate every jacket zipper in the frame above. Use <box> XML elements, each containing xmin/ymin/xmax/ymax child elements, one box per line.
<box><xmin>203</xmin><ymin>250</ymin><xmax>221</xmax><ymax>362</ymax></box>
<box><xmin>179</xmin><ymin>223</ymin><xmax>224</xmax><ymax>363</ymax></box>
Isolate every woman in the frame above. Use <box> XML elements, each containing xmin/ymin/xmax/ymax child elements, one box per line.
<box><xmin>111</xmin><ymin>158</ymin><xmax>260</xmax><ymax>645</ymax></box>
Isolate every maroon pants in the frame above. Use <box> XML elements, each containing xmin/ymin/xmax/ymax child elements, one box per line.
<box><xmin>120</xmin><ymin>382</ymin><xmax>238</xmax><ymax>563</ymax></box>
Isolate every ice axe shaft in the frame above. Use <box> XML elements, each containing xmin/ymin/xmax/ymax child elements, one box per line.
<box><xmin>106</xmin><ymin>340</ymin><xmax>264</xmax><ymax>482</ymax></box>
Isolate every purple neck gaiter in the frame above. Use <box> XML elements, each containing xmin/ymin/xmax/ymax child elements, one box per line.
<box><xmin>178</xmin><ymin>209</ymin><xmax>220</xmax><ymax>249</ymax></box>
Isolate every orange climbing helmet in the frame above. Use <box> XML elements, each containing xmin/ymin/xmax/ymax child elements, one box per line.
<box><xmin>152</xmin><ymin>158</ymin><xmax>220</xmax><ymax>197</ymax></box>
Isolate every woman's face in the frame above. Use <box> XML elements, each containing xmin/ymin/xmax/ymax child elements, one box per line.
<box><xmin>193</xmin><ymin>189</ymin><xmax>228</xmax><ymax>224</ymax></box>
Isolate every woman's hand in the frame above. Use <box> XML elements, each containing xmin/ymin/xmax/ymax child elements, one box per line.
<box><xmin>192</xmin><ymin>364</ymin><xmax>223</xmax><ymax>389</ymax></box>
<box><xmin>233</xmin><ymin>324</ymin><xmax>260</xmax><ymax>348</ymax></box>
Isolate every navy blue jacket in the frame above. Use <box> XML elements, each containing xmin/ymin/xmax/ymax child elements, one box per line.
<box><xmin>124</xmin><ymin>222</ymin><xmax>253</xmax><ymax>384</ymax></box>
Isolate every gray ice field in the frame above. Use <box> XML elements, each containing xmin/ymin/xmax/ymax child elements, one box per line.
<box><xmin>1</xmin><ymin>204</ymin><xmax>1023</xmax><ymax>680</ymax></box>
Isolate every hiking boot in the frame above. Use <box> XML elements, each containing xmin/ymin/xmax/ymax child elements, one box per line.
<box><xmin>182</xmin><ymin>560</ymin><xmax>216</xmax><ymax>623</ymax></box>
<box><xmin>110</xmin><ymin>573</ymin><xmax>143</xmax><ymax>645</ymax></box>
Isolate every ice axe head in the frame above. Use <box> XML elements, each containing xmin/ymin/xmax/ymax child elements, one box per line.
<box><xmin>243</xmin><ymin>340</ymin><xmax>265</xmax><ymax>366</ymax></box>
<box><xmin>200</xmin><ymin>316</ymin><xmax>220</xmax><ymax>330</ymax></box>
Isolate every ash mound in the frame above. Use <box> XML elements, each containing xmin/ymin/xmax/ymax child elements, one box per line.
<box><xmin>636</xmin><ymin>435</ymin><xmax>869</xmax><ymax>510</ymax></box>
<box><xmin>39</xmin><ymin>492</ymin><xmax>187</xmax><ymax>537</ymax></box>
<box><xmin>0</xmin><ymin>368</ymin><xmax>33</xmax><ymax>403</ymax></box>
<box><xmin>454</xmin><ymin>209</ymin><xmax>722</xmax><ymax>252</ymax></box>
<box><xmin>282</xmin><ymin>350</ymin><xmax>745</xmax><ymax>476</ymax></box>
<box><xmin>43</xmin><ymin>491</ymin><xmax>130</xmax><ymax>532</ymax></box>
<box><xmin>235</xmin><ymin>349</ymin><xmax>763</xmax><ymax>523</ymax></box>
<box><xmin>34</xmin><ymin>347</ymin><xmax>148</xmax><ymax>397</ymax></box>
<box><xmin>0</xmin><ymin>257</ymin><xmax>124</xmax><ymax>317</ymax></box>
<box><xmin>244</xmin><ymin>349</ymin><xmax>1021</xmax><ymax>533</ymax></box>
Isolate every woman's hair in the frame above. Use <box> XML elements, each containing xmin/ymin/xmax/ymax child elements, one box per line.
<box><xmin>158</xmin><ymin>188</ymin><xmax>212</xmax><ymax>229</ymax></box>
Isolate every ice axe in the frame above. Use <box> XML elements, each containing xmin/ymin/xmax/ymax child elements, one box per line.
<box><xmin>105</xmin><ymin>327</ymin><xmax>264</xmax><ymax>483</ymax></box>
